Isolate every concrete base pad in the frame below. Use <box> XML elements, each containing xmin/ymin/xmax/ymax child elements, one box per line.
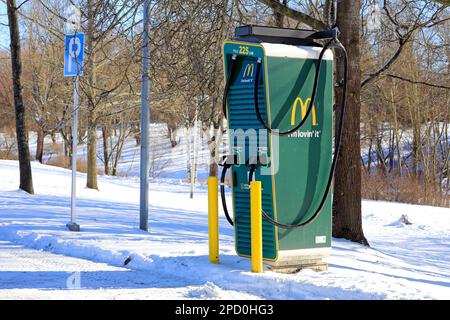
<box><xmin>268</xmin><ymin>263</ymin><xmax>328</xmax><ymax>274</ymax></box>
<box><xmin>266</xmin><ymin>247</ymin><xmax>330</xmax><ymax>273</ymax></box>
<box><xmin>66</xmin><ymin>222</ymin><xmax>80</xmax><ymax>232</ymax></box>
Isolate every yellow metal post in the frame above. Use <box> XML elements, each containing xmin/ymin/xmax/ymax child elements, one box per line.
<box><xmin>208</xmin><ymin>177</ymin><xmax>219</xmax><ymax>264</ymax></box>
<box><xmin>250</xmin><ymin>181</ymin><xmax>263</xmax><ymax>273</ymax></box>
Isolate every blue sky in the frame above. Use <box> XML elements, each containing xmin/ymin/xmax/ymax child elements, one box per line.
<box><xmin>0</xmin><ymin>3</ymin><xmax>9</xmax><ymax>50</ymax></box>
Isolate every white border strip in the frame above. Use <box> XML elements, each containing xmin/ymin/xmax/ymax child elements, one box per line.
<box><xmin>262</xmin><ymin>43</ymin><xmax>334</xmax><ymax>60</ymax></box>
<box><xmin>277</xmin><ymin>247</ymin><xmax>331</xmax><ymax>259</ymax></box>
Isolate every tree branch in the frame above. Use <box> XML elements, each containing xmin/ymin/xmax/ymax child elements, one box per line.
<box><xmin>257</xmin><ymin>0</ymin><xmax>327</xmax><ymax>30</ymax></box>
<box><xmin>386</xmin><ymin>73</ymin><xmax>450</xmax><ymax>90</ymax></box>
<box><xmin>361</xmin><ymin>2</ymin><xmax>447</xmax><ymax>87</ymax></box>
<box><xmin>361</xmin><ymin>37</ymin><xmax>408</xmax><ymax>87</ymax></box>
<box><xmin>15</xmin><ymin>0</ymin><xmax>32</xmax><ymax>11</ymax></box>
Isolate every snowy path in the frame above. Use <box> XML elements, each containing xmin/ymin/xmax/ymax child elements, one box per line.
<box><xmin>0</xmin><ymin>240</ymin><xmax>259</xmax><ymax>300</ymax></box>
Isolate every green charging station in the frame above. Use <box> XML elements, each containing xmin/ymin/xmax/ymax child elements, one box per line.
<box><xmin>220</xmin><ymin>26</ymin><xmax>346</xmax><ymax>270</ymax></box>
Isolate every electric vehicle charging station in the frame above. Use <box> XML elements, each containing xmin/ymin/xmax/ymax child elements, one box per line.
<box><xmin>209</xmin><ymin>25</ymin><xmax>348</xmax><ymax>272</ymax></box>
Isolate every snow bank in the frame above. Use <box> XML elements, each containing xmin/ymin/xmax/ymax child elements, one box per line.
<box><xmin>0</xmin><ymin>160</ymin><xmax>449</xmax><ymax>299</ymax></box>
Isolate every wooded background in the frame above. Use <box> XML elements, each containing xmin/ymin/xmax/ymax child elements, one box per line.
<box><xmin>0</xmin><ymin>0</ymin><xmax>449</xmax><ymax>244</ymax></box>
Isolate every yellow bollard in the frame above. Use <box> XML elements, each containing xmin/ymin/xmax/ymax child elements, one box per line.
<box><xmin>208</xmin><ymin>177</ymin><xmax>219</xmax><ymax>264</ymax></box>
<box><xmin>250</xmin><ymin>181</ymin><xmax>263</xmax><ymax>273</ymax></box>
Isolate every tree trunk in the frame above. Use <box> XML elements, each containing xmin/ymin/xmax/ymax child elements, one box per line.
<box><xmin>332</xmin><ymin>0</ymin><xmax>368</xmax><ymax>245</ymax></box>
<box><xmin>112</xmin><ymin>123</ymin><xmax>127</xmax><ymax>176</ymax></box>
<box><xmin>190</xmin><ymin>112</ymin><xmax>199</xmax><ymax>199</ymax></box>
<box><xmin>134</xmin><ymin>125</ymin><xmax>141</xmax><ymax>146</ymax></box>
<box><xmin>64</xmin><ymin>135</ymin><xmax>69</xmax><ymax>157</ymax></box>
<box><xmin>206</xmin><ymin>127</ymin><xmax>218</xmax><ymax>177</ymax></box>
<box><xmin>7</xmin><ymin>0</ymin><xmax>34</xmax><ymax>194</ymax></box>
<box><xmin>102</xmin><ymin>125</ymin><xmax>110</xmax><ymax>175</ymax></box>
<box><xmin>194</xmin><ymin>122</ymin><xmax>200</xmax><ymax>182</ymax></box>
<box><xmin>367</xmin><ymin>139</ymin><xmax>372</xmax><ymax>174</ymax></box>
<box><xmin>86</xmin><ymin>113</ymin><xmax>98</xmax><ymax>189</ymax></box>
<box><xmin>86</xmin><ymin>0</ymin><xmax>98</xmax><ymax>189</ymax></box>
<box><xmin>167</xmin><ymin>122</ymin><xmax>178</xmax><ymax>148</ymax></box>
<box><xmin>207</xmin><ymin>118</ymin><xmax>223</xmax><ymax>178</ymax></box>
<box><xmin>273</xmin><ymin>0</ymin><xmax>287</xmax><ymax>27</ymax></box>
<box><xmin>36</xmin><ymin>128</ymin><xmax>44</xmax><ymax>163</ymax></box>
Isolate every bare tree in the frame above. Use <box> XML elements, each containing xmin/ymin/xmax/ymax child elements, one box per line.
<box><xmin>332</xmin><ymin>0</ymin><xmax>368</xmax><ymax>244</ymax></box>
<box><xmin>6</xmin><ymin>0</ymin><xmax>34</xmax><ymax>194</ymax></box>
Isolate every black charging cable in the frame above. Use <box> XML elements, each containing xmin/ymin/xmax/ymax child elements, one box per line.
<box><xmin>249</xmin><ymin>38</ymin><xmax>349</xmax><ymax>229</ymax></box>
<box><xmin>253</xmin><ymin>38</ymin><xmax>333</xmax><ymax>136</ymax></box>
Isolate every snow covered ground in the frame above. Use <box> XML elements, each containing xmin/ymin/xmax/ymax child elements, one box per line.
<box><xmin>14</xmin><ymin>124</ymin><xmax>217</xmax><ymax>180</ymax></box>
<box><xmin>0</xmin><ymin>240</ymin><xmax>258</xmax><ymax>300</ymax></box>
<box><xmin>0</xmin><ymin>160</ymin><xmax>449</xmax><ymax>300</ymax></box>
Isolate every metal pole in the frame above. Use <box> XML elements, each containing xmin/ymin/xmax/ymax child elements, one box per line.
<box><xmin>140</xmin><ymin>0</ymin><xmax>150</xmax><ymax>231</ymax></box>
<box><xmin>67</xmin><ymin>75</ymin><xmax>80</xmax><ymax>232</ymax></box>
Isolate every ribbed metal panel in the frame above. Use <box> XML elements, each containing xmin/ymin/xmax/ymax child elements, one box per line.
<box><xmin>227</xmin><ymin>79</ymin><xmax>277</xmax><ymax>260</ymax></box>
<box><xmin>228</xmin><ymin>84</ymin><xmax>266</xmax><ymax>130</ymax></box>
<box><xmin>234</xmin><ymin>190</ymin><xmax>276</xmax><ymax>258</ymax></box>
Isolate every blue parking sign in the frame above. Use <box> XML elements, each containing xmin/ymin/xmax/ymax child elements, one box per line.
<box><xmin>64</xmin><ymin>33</ymin><xmax>85</xmax><ymax>77</ymax></box>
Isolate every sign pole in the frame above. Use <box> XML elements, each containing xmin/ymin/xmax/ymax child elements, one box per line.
<box><xmin>64</xmin><ymin>32</ymin><xmax>84</xmax><ymax>232</ymax></box>
<box><xmin>140</xmin><ymin>0</ymin><xmax>150</xmax><ymax>231</ymax></box>
<box><xmin>67</xmin><ymin>75</ymin><xmax>80</xmax><ymax>232</ymax></box>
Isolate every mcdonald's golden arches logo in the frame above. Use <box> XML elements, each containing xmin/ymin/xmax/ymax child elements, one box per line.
<box><xmin>291</xmin><ymin>97</ymin><xmax>317</xmax><ymax>126</ymax></box>
<box><xmin>243</xmin><ymin>63</ymin><xmax>254</xmax><ymax>78</ymax></box>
